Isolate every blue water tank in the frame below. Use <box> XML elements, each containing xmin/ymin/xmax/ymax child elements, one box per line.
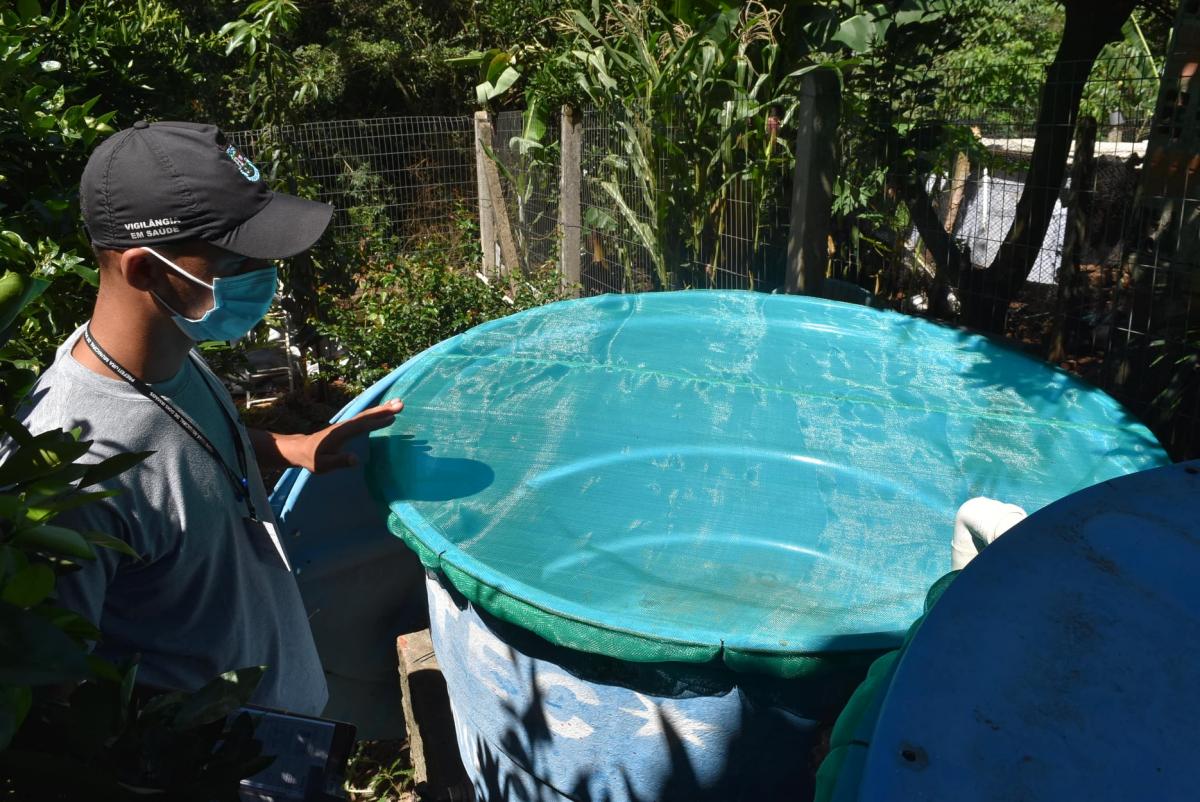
<box><xmin>273</xmin><ymin>291</ymin><xmax>1167</xmax><ymax>799</ymax></box>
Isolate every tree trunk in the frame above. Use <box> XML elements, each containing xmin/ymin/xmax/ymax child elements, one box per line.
<box><xmin>903</xmin><ymin>0</ymin><xmax>1137</xmax><ymax>334</ymax></box>
<box><xmin>1048</xmin><ymin>115</ymin><xmax>1098</xmax><ymax>364</ymax></box>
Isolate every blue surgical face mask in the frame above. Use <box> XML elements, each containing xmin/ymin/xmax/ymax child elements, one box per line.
<box><xmin>144</xmin><ymin>246</ymin><xmax>278</xmax><ymax>342</ymax></box>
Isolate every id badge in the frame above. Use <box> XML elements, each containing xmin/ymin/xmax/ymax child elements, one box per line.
<box><xmin>245</xmin><ymin>517</ymin><xmax>293</xmax><ymax>573</ymax></box>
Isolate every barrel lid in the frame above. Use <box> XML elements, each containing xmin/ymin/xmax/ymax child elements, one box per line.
<box><xmin>859</xmin><ymin>460</ymin><xmax>1200</xmax><ymax>798</ymax></box>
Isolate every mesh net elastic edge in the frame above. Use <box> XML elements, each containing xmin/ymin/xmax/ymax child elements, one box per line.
<box><xmin>387</xmin><ymin>511</ymin><xmax>881</xmax><ymax>679</ymax></box>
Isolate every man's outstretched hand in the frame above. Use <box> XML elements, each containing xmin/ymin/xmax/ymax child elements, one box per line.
<box><xmin>249</xmin><ymin>398</ymin><xmax>404</xmax><ymax>475</ymax></box>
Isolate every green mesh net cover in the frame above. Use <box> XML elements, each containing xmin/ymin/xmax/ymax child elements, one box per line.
<box><xmin>365</xmin><ymin>291</ymin><xmax>1166</xmax><ymax>677</ymax></box>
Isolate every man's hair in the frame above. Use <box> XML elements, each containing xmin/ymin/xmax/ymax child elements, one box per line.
<box><xmin>91</xmin><ymin>244</ymin><xmax>121</xmax><ymax>271</ymax></box>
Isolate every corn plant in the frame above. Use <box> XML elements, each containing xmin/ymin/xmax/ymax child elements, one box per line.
<box><xmin>551</xmin><ymin>0</ymin><xmax>806</xmax><ymax>289</ymax></box>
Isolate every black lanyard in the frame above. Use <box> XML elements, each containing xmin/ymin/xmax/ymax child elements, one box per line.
<box><xmin>82</xmin><ymin>326</ymin><xmax>258</xmax><ymax>521</ymax></box>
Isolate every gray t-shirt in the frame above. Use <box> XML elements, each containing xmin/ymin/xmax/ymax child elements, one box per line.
<box><xmin>12</xmin><ymin>326</ymin><xmax>327</xmax><ymax>715</ymax></box>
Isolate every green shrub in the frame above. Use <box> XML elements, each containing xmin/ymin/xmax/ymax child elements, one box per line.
<box><xmin>0</xmin><ymin>0</ymin><xmax>215</xmax><ymax>371</ymax></box>
<box><xmin>316</xmin><ymin>238</ymin><xmax>570</xmax><ymax>392</ymax></box>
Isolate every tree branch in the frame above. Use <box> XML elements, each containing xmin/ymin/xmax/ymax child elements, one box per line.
<box><xmin>895</xmin><ymin>168</ymin><xmax>971</xmax><ymax>288</ymax></box>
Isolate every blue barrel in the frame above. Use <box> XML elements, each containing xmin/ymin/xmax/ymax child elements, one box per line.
<box><xmin>425</xmin><ymin>573</ymin><xmax>838</xmax><ymax>800</ymax></box>
<box><xmin>283</xmin><ymin>291</ymin><xmax>1165</xmax><ymax>799</ymax></box>
<box><xmin>823</xmin><ymin>459</ymin><xmax>1200</xmax><ymax>801</ymax></box>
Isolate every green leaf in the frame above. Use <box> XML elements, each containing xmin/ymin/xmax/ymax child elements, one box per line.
<box><xmin>565</xmin><ymin>9</ymin><xmax>604</xmax><ymax>43</ymax></box>
<box><xmin>583</xmin><ymin>206</ymin><xmax>617</xmax><ymax>232</ymax></box>
<box><xmin>445</xmin><ymin>50</ymin><xmax>487</xmax><ymax>68</ymax></box>
<box><xmin>832</xmin><ymin>15</ymin><xmax>876</xmax><ymax>53</ymax></box>
<box><xmin>792</xmin><ymin>5</ymin><xmax>841</xmax><ymax>45</ymax></box>
<box><xmin>13</xmin><ymin>525</ymin><xmax>95</xmax><ymax>561</ymax></box>
<box><xmin>16</xmin><ymin>0</ymin><xmax>40</xmax><ymax>22</ymax></box>
<box><xmin>25</xmin><ymin>489</ymin><xmax>120</xmax><ymax>522</ymax></box>
<box><xmin>520</xmin><ymin>99</ymin><xmax>548</xmax><ymax>143</ymax></box>
<box><xmin>78</xmin><ymin>450</ymin><xmax>151</xmax><ymax>489</ymax></box>
<box><xmin>69</xmin><ymin>262</ymin><xmax>99</xmax><ymax>287</ymax></box>
<box><xmin>1</xmin><ymin>563</ymin><xmax>54</xmax><ymax>607</ymax></box>
<box><xmin>36</xmin><ymin>604</ymin><xmax>101</xmax><ymax>643</ymax></box>
<box><xmin>172</xmin><ymin>666</ymin><xmax>264</xmax><ymax>730</ymax></box>
<box><xmin>0</xmin><ymin>415</ymin><xmax>34</xmax><ymax>449</ymax></box>
<box><xmin>0</xmin><ymin>270</ymin><xmax>50</xmax><ymax>342</ymax></box>
<box><xmin>895</xmin><ymin>0</ymin><xmax>945</xmax><ymax>26</ymax></box>
<box><xmin>0</xmin><ymin>685</ymin><xmax>31</xmax><ymax>751</ymax></box>
<box><xmin>483</xmin><ymin>50</ymin><xmax>511</xmax><ymax>86</ymax></box>
<box><xmin>0</xmin><ymin>428</ymin><xmax>91</xmax><ymax>487</ymax></box>
<box><xmin>140</xmin><ymin>687</ymin><xmax>187</xmax><ymax>719</ymax></box>
<box><xmin>20</xmin><ymin>84</ymin><xmax>46</xmax><ymax>105</ymax></box>
<box><xmin>86</xmin><ymin>655</ymin><xmax>123</xmax><ymax>683</ymax></box>
<box><xmin>81</xmin><ymin>530</ymin><xmax>140</xmax><ymax>561</ymax></box>
<box><xmin>21</xmin><ymin>465</ymin><xmax>89</xmax><ymax>496</ymax></box>
<box><xmin>491</xmin><ymin>66</ymin><xmax>520</xmax><ymax>97</ymax></box>
<box><xmin>0</xmin><ymin>600</ymin><xmax>91</xmax><ymax>685</ymax></box>
<box><xmin>669</xmin><ymin>0</ymin><xmax>693</xmax><ymax>21</ymax></box>
<box><xmin>0</xmin><ymin>547</ymin><xmax>29</xmax><ymax>584</ymax></box>
<box><xmin>118</xmin><ymin>661</ymin><xmax>137</xmax><ymax>719</ymax></box>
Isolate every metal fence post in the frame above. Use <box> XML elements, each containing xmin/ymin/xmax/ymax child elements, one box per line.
<box><xmin>474</xmin><ymin>111</ymin><xmax>498</xmax><ymax>274</ymax></box>
<box><xmin>786</xmin><ymin>69</ymin><xmax>840</xmax><ymax>296</ymax></box>
<box><xmin>558</xmin><ymin>106</ymin><xmax>583</xmax><ymax>295</ymax></box>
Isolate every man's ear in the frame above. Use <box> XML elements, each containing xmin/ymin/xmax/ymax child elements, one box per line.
<box><xmin>118</xmin><ymin>248</ymin><xmax>159</xmax><ymax>292</ymax></box>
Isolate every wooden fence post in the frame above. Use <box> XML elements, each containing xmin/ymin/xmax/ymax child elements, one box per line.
<box><xmin>786</xmin><ymin>69</ymin><xmax>841</xmax><ymax>296</ymax></box>
<box><xmin>474</xmin><ymin>111</ymin><xmax>497</xmax><ymax>274</ymax></box>
<box><xmin>559</xmin><ymin>106</ymin><xmax>583</xmax><ymax>295</ymax></box>
<box><xmin>942</xmin><ymin>126</ymin><xmax>981</xmax><ymax>237</ymax></box>
<box><xmin>474</xmin><ymin>111</ymin><xmax>520</xmax><ymax>282</ymax></box>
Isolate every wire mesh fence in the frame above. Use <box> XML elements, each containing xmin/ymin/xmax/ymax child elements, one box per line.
<box><xmin>492</xmin><ymin>110</ymin><xmax>561</xmax><ymax>274</ymax></box>
<box><xmin>567</xmin><ymin>104</ymin><xmax>790</xmax><ymax>295</ymax></box>
<box><xmin>228</xmin><ymin>117</ymin><xmax>477</xmax><ymax>254</ymax></box>
<box><xmin>575</xmin><ymin>105</ymin><xmax>658</xmax><ymax>294</ymax></box>
<box><xmin>692</xmin><ymin>167</ymin><xmax>791</xmax><ymax>292</ymax></box>
<box><xmin>228</xmin><ymin>105</ymin><xmax>794</xmax><ymax>298</ymax></box>
<box><xmin>828</xmin><ymin>53</ymin><xmax>1200</xmax><ymax>455</ymax></box>
<box><xmin>485</xmin><ymin>104</ymin><xmax>792</xmax><ymax>294</ymax></box>
<box><xmin>227</xmin><ymin>47</ymin><xmax>1199</xmax><ymax>456</ymax></box>
<box><xmin>1110</xmin><ymin>28</ymin><xmax>1200</xmax><ymax>459</ymax></box>
<box><xmin>830</xmin><ymin>55</ymin><xmax>1161</xmax><ymax>307</ymax></box>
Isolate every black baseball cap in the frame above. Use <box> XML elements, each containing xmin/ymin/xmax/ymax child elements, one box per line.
<box><xmin>80</xmin><ymin>121</ymin><xmax>333</xmax><ymax>259</ymax></box>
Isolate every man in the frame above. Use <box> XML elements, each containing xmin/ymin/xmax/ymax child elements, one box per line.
<box><xmin>16</xmin><ymin>121</ymin><xmax>401</xmax><ymax>715</ymax></box>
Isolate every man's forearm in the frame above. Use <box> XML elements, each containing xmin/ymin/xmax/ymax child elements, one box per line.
<box><xmin>245</xmin><ymin>399</ymin><xmax>400</xmax><ymax>476</ymax></box>
<box><xmin>247</xmin><ymin>428</ymin><xmax>309</xmax><ymax>473</ymax></box>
